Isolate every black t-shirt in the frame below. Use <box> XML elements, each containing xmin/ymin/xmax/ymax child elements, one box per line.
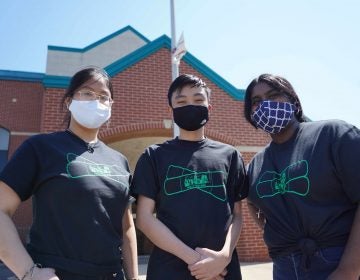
<box><xmin>247</xmin><ymin>120</ymin><xmax>360</xmax><ymax>258</ymax></box>
<box><xmin>131</xmin><ymin>137</ymin><xmax>247</xmax><ymax>280</ymax></box>
<box><xmin>0</xmin><ymin>131</ymin><xmax>132</xmax><ymax>276</ymax></box>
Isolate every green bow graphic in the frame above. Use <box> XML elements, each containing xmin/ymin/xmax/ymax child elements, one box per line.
<box><xmin>256</xmin><ymin>160</ymin><xmax>310</xmax><ymax>198</ymax></box>
<box><xmin>163</xmin><ymin>165</ymin><xmax>227</xmax><ymax>202</ymax></box>
<box><xmin>66</xmin><ymin>153</ymin><xmax>129</xmax><ymax>185</ymax></box>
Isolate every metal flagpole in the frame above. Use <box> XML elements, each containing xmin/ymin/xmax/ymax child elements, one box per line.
<box><xmin>170</xmin><ymin>0</ymin><xmax>180</xmax><ymax>137</ymax></box>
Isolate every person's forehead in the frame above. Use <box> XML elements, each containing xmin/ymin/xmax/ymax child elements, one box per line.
<box><xmin>252</xmin><ymin>83</ymin><xmax>274</xmax><ymax>96</ymax></box>
<box><xmin>251</xmin><ymin>82</ymin><xmax>293</xmax><ymax>105</ymax></box>
<box><xmin>78</xmin><ymin>77</ymin><xmax>110</xmax><ymax>95</ymax></box>
<box><xmin>175</xmin><ymin>85</ymin><xmax>206</xmax><ymax>97</ymax></box>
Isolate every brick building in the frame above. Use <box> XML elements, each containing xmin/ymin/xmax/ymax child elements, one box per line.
<box><xmin>0</xmin><ymin>26</ymin><xmax>270</xmax><ymax>261</ymax></box>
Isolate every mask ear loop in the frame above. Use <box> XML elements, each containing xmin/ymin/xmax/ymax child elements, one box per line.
<box><xmin>292</xmin><ymin>101</ymin><xmax>300</xmax><ymax>115</ymax></box>
<box><xmin>106</xmin><ymin>119</ymin><xmax>111</xmax><ymax>129</ymax></box>
<box><xmin>64</xmin><ymin>98</ymin><xmax>73</xmax><ymax>128</ymax></box>
<box><xmin>105</xmin><ymin>103</ymin><xmax>112</xmax><ymax>129</ymax></box>
<box><xmin>65</xmin><ymin>97</ymin><xmax>72</xmax><ymax>110</ymax></box>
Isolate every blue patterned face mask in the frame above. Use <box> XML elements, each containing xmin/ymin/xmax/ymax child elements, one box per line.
<box><xmin>251</xmin><ymin>100</ymin><xmax>295</xmax><ymax>134</ymax></box>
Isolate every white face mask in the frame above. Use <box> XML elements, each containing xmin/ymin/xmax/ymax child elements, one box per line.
<box><xmin>69</xmin><ymin>100</ymin><xmax>111</xmax><ymax>129</ymax></box>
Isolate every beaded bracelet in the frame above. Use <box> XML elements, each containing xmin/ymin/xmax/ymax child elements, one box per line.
<box><xmin>20</xmin><ymin>263</ymin><xmax>42</xmax><ymax>280</ymax></box>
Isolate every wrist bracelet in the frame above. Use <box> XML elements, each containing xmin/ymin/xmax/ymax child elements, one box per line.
<box><xmin>20</xmin><ymin>263</ymin><xmax>42</xmax><ymax>280</ymax></box>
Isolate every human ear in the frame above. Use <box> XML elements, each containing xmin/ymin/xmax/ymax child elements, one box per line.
<box><xmin>65</xmin><ymin>97</ymin><xmax>72</xmax><ymax>109</ymax></box>
<box><xmin>293</xmin><ymin>101</ymin><xmax>300</xmax><ymax>114</ymax></box>
<box><xmin>168</xmin><ymin>105</ymin><xmax>173</xmax><ymax>118</ymax></box>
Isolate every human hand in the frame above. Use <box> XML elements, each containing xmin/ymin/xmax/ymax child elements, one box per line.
<box><xmin>188</xmin><ymin>247</ymin><xmax>230</xmax><ymax>280</ymax></box>
<box><xmin>327</xmin><ymin>267</ymin><xmax>359</xmax><ymax>280</ymax></box>
<box><xmin>189</xmin><ymin>268</ymin><xmax>227</xmax><ymax>280</ymax></box>
<box><xmin>210</xmin><ymin>269</ymin><xmax>227</xmax><ymax>280</ymax></box>
<box><xmin>30</xmin><ymin>266</ymin><xmax>60</xmax><ymax>280</ymax></box>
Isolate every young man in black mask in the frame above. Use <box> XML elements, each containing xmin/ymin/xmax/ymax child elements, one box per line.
<box><xmin>131</xmin><ymin>74</ymin><xmax>248</xmax><ymax>280</ymax></box>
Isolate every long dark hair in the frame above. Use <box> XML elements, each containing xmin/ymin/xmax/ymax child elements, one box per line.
<box><xmin>244</xmin><ymin>74</ymin><xmax>306</xmax><ymax>127</ymax></box>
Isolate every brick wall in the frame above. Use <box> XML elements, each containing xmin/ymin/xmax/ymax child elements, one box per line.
<box><xmin>0</xmin><ymin>80</ymin><xmax>43</xmax><ymax>132</ymax></box>
<box><xmin>0</xmin><ymin>79</ymin><xmax>43</xmax><ymax>243</ymax></box>
<box><xmin>0</xmin><ymin>79</ymin><xmax>43</xmax><ymax>156</ymax></box>
<box><xmin>1</xmin><ymin>47</ymin><xmax>272</xmax><ymax>261</ymax></box>
<box><xmin>239</xmin><ymin>152</ymin><xmax>271</xmax><ymax>262</ymax></box>
<box><xmin>103</xmin><ymin>48</ymin><xmax>270</xmax><ymax>261</ymax></box>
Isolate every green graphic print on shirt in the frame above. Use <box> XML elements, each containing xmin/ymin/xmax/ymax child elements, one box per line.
<box><xmin>66</xmin><ymin>153</ymin><xmax>129</xmax><ymax>186</ymax></box>
<box><xmin>163</xmin><ymin>165</ymin><xmax>227</xmax><ymax>202</ymax></box>
<box><xmin>256</xmin><ymin>160</ymin><xmax>310</xmax><ymax>198</ymax></box>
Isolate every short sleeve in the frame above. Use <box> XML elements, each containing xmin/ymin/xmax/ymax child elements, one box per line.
<box><xmin>130</xmin><ymin>149</ymin><xmax>160</xmax><ymax>201</ymax></box>
<box><xmin>227</xmin><ymin>149</ymin><xmax>249</xmax><ymax>203</ymax></box>
<box><xmin>125</xmin><ymin>164</ymin><xmax>135</xmax><ymax>205</ymax></box>
<box><xmin>0</xmin><ymin>140</ymin><xmax>39</xmax><ymax>201</ymax></box>
<box><xmin>333</xmin><ymin>122</ymin><xmax>360</xmax><ymax>203</ymax></box>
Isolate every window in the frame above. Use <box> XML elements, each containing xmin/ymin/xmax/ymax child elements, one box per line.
<box><xmin>0</xmin><ymin>127</ymin><xmax>10</xmax><ymax>172</ymax></box>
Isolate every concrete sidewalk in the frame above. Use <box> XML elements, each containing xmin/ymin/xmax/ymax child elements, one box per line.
<box><xmin>240</xmin><ymin>262</ymin><xmax>273</xmax><ymax>280</ymax></box>
<box><xmin>138</xmin><ymin>256</ymin><xmax>273</xmax><ymax>279</ymax></box>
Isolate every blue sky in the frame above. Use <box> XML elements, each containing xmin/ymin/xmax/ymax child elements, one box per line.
<box><xmin>1</xmin><ymin>0</ymin><xmax>359</xmax><ymax>127</ymax></box>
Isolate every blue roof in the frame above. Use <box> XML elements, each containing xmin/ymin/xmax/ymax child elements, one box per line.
<box><xmin>3</xmin><ymin>26</ymin><xmax>245</xmax><ymax>100</ymax></box>
<box><xmin>105</xmin><ymin>35</ymin><xmax>244</xmax><ymax>100</ymax></box>
<box><xmin>47</xmin><ymin>25</ymin><xmax>150</xmax><ymax>53</ymax></box>
<box><xmin>0</xmin><ymin>70</ymin><xmax>44</xmax><ymax>82</ymax></box>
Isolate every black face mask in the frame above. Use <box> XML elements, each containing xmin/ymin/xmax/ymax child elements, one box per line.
<box><xmin>173</xmin><ymin>105</ymin><xmax>209</xmax><ymax>131</ymax></box>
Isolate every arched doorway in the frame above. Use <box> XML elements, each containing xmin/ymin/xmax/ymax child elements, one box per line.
<box><xmin>108</xmin><ymin>136</ymin><xmax>171</xmax><ymax>255</ymax></box>
<box><xmin>108</xmin><ymin>136</ymin><xmax>170</xmax><ymax>173</ymax></box>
